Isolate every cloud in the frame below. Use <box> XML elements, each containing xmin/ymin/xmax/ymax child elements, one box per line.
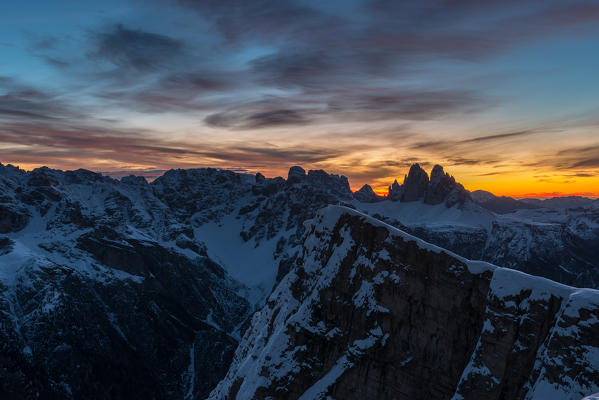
<box><xmin>205</xmin><ymin>108</ymin><xmax>312</xmax><ymax>129</ymax></box>
<box><xmin>325</xmin><ymin>89</ymin><xmax>484</xmax><ymax>121</ymax></box>
<box><xmin>409</xmin><ymin>130</ymin><xmax>539</xmax><ymax>153</ymax></box>
<box><xmin>522</xmin><ymin>144</ymin><xmax>599</xmax><ymax>171</ymax></box>
<box><xmin>89</xmin><ymin>24</ymin><xmax>185</xmax><ymax>72</ymax></box>
<box><xmin>568</xmin><ymin>172</ymin><xmax>595</xmax><ymax>178</ymax></box>
<box><xmin>203</xmin><ymin>87</ymin><xmax>482</xmax><ymax>131</ymax></box>
<box><xmin>176</xmin><ymin>0</ymin><xmax>333</xmax><ymax>43</ymax></box>
<box><xmin>0</xmin><ymin>117</ymin><xmax>353</xmax><ymax>173</ymax></box>
<box><xmin>460</xmin><ymin>130</ymin><xmax>538</xmax><ymax>143</ymax></box>
<box><xmin>0</xmin><ymin>77</ymin><xmax>86</xmax><ymax>121</ymax></box>
<box><xmin>3</xmin><ymin>0</ymin><xmax>599</xmax><ymax>196</ymax></box>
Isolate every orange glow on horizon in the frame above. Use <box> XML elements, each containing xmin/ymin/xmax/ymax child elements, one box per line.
<box><xmin>5</xmin><ymin>160</ymin><xmax>599</xmax><ymax>200</ymax></box>
<box><xmin>359</xmin><ymin>187</ymin><xmax>599</xmax><ymax>199</ymax></box>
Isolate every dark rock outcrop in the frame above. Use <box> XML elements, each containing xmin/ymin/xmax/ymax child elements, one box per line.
<box><xmin>306</xmin><ymin>169</ymin><xmax>353</xmax><ymax>199</ymax></box>
<box><xmin>385</xmin><ymin>164</ymin><xmax>469</xmax><ymax>207</ymax></box>
<box><xmin>0</xmin><ymin>204</ymin><xmax>29</xmax><ymax>233</ymax></box>
<box><xmin>210</xmin><ymin>206</ymin><xmax>599</xmax><ymax>400</ymax></box>
<box><xmin>354</xmin><ymin>184</ymin><xmax>383</xmax><ymax>203</ymax></box>
<box><xmin>287</xmin><ymin>166</ymin><xmax>307</xmax><ymax>184</ymax></box>
<box><xmin>2</xmin><ymin>161</ymin><xmax>599</xmax><ymax>399</ymax></box>
<box><xmin>388</xmin><ymin>179</ymin><xmax>402</xmax><ymax>201</ymax></box>
<box><xmin>425</xmin><ymin>164</ymin><xmax>460</xmax><ymax>205</ymax></box>
<box><xmin>401</xmin><ymin>163</ymin><xmax>429</xmax><ymax>202</ymax></box>
<box><xmin>120</xmin><ymin>175</ymin><xmax>148</xmax><ymax>186</ymax></box>
<box><xmin>1</xmin><ymin>230</ymin><xmax>249</xmax><ymax>399</ymax></box>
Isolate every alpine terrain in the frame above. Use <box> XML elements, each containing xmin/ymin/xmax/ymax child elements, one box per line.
<box><xmin>0</xmin><ymin>162</ymin><xmax>597</xmax><ymax>399</ymax></box>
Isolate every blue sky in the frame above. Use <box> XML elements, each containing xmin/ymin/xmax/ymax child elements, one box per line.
<box><xmin>1</xmin><ymin>0</ymin><xmax>598</xmax><ymax>195</ymax></box>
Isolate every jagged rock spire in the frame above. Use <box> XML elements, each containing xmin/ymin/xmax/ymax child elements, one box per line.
<box><xmin>388</xmin><ymin>179</ymin><xmax>402</xmax><ymax>201</ymax></box>
<box><xmin>385</xmin><ymin>163</ymin><xmax>470</xmax><ymax>207</ymax></box>
<box><xmin>425</xmin><ymin>165</ymin><xmax>456</xmax><ymax>205</ymax></box>
<box><xmin>400</xmin><ymin>163</ymin><xmax>429</xmax><ymax>202</ymax></box>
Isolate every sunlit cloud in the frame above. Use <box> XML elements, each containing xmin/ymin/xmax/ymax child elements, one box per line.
<box><xmin>1</xmin><ymin>0</ymin><xmax>599</xmax><ymax>197</ymax></box>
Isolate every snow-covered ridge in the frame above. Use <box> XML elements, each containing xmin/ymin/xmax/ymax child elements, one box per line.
<box><xmin>210</xmin><ymin>205</ymin><xmax>599</xmax><ymax>400</ymax></box>
<box><xmin>2</xmin><ymin>162</ymin><xmax>599</xmax><ymax>398</ymax></box>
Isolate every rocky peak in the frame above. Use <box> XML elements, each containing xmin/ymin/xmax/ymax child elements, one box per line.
<box><xmin>306</xmin><ymin>169</ymin><xmax>352</xmax><ymax>199</ymax></box>
<box><xmin>0</xmin><ymin>163</ymin><xmax>25</xmax><ymax>179</ymax></box>
<box><xmin>120</xmin><ymin>175</ymin><xmax>148</xmax><ymax>186</ymax></box>
<box><xmin>287</xmin><ymin>166</ymin><xmax>306</xmax><ymax>184</ymax></box>
<box><xmin>388</xmin><ymin>179</ymin><xmax>402</xmax><ymax>201</ymax></box>
<box><xmin>64</xmin><ymin>168</ymin><xmax>107</xmax><ymax>184</ymax></box>
<box><xmin>425</xmin><ymin>164</ymin><xmax>459</xmax><ymax>205</ymax></box>
<box><xmin>400</xmin><ymin>163</ymin><xmax>429</xmax><ymax>202</ymax></box>
<box><xmin>385</xmin><ymin>163</ymin><xmax>470</xmax><ymax>207</ymax></box>
<box><xmin>354</xmin><ymin>184</ymin><xmax>383</xmax><ymax>203</ymax></box>
<box><xmin>285</xmin><ymin>166</ymin><xmax>352</xmax><ymax>199</ymax></box>
<box><xmin>255</xmin><ymin>172</ymin><xmax>265</xmax><ymax>184</ymax></box>
<box><xmin>430</xmin><ymin>164</ymin><xmax>446</xmax><ymax>181</ymax></box>
<box><xmin>28</xmin><ymin>166</ymin><xmax>60</xmax><ymax>187</ymax></box>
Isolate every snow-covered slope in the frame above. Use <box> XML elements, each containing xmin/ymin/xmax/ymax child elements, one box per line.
<box><xmin>1</xmin><ymin>161</ymin><xmax>598</xmax><ymax>398</ymax></box>
<box><xmin>0</xmin><ymin>167</ymin><xmax>254</xmax><ymax>398</ymax></box>
<box><xmin>0</xmin><ymin>163</ymin><xmax>355</xmax><ymax>398</ymax></box>
<box><xmin>210</xmin><ymin>206</ymin><xmax>599</xmax><ymax>400</ymax></box>
<box><xmin>357</xmin><ymin>198</ymin><xmax>599</xmax><ymax>288</ymax></box>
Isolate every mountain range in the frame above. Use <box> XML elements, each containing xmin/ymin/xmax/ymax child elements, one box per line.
<box><xmin>0</xmin><ymin>161</ymin><xmax>598</xmax><ymax>399</ymax></box>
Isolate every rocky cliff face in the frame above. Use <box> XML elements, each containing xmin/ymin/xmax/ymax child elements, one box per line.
<box><xmin>425</xmin><ymin>164</ymin><xmax>467</xmax><ymax>206</ymax></box>
<box><xmin>385</xmin><ymin>164</ymin><xmax>469</xmax><ymax>207</ymax></box>
<box><xmin>1</xmin><ymin>162</ymin><xmax>599</xmax><ymax>399</ymax></box>
<box><xmin>0</xmin><ymin>165</ymin><xmax>252</xmax><ymax>399</ymax></box>
<box><xmin>371</xmin><ymin>206</ymin><xmax>599</xmax><ymax>289</ymax></box>
<box><xmin>0</xmin><ymin>163</ymin><xmax>355</xmax><ymax>399</ymax></box>
<box><xmin>210</xmin><ymin>206</ymin><xmax>599</xmax><ymax>400</ymax></box>
<box><xmin>401</xmin><ymin>163</ymin><xmax>430</xmax><ymax>202</ymax></box>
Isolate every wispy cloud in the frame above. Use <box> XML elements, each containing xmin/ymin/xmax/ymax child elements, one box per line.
<box><xmin>88</xmin><ymin>24</ymin><xmax>186</xmax><ymax>72</ymax></box>
<box><xmin>2</xmin><ymin>0</ymin><xmax>599</xmax><ymax>196</ymax></box>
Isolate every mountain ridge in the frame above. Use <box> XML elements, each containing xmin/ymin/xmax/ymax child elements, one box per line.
<box><xmin>1</xmin><ymin>161</ymin><xmax>598</xmax><ymax>398</ymax></box>
<box><xmin>209</xmin><ymin>205</ymin><xmax>599</xmax><ymax>400</ymax></box>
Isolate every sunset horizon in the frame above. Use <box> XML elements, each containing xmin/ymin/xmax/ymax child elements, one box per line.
<box><xmin>3</xmin><ymin>160</ymin><xmax>598</xmax><ymax>199</ymax></box>
<box><xmin>2</xmin><ymin>3</ymin><xmax>599</xmax><ymax>398</ymax></box>
<box><xmin>2</xmin><ymin>1</ymin><xmax>598</xmax><ymax>201</ymax></box>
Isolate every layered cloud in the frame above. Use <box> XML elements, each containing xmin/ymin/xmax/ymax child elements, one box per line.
<box><xmin>1</xmin><ymin>0</ymin><xmax>599</xmax><ymax>195</ymax></box>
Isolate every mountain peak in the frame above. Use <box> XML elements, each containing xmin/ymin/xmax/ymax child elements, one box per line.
<box><xmin>382</xmin><ymin>163</ymin><xmax>469</xmax><ymax>207</ymax></box>
<box><xmin>354</xmin><ymin>184</ymin><xmax>383</xmax><ymax>203</ymax></box>
<box><xmin>401</xmin><ymin>163</ymin><xmax>429</xmax><ymax>202</ymax></box>
<box><xmin>287</xmin><ymin>166</ymin><xmax>306</xmax><ymax>183</ymax></box>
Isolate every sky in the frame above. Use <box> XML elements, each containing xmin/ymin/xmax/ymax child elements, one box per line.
<box><xmin>1</xmin><ymin>0</ymin><xmax>598</xmax><ymax>197</ymax></box>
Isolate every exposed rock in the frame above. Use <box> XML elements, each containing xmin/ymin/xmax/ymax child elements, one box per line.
<box><xmin>210</xmin><ymin>206</ymin><xmax>599</xmax><ymax>400</ymax></box>
<box><xmin>287</xmin><ymin>166</ymin><xmax>306</xmax><ymax>184</ymax></box>
<box><xmin>475</xmin><ymin>195</ymin><xmax>540</xmax><ymax>214</ymax></box>
<box><xmin>471</xmin><ymin>189</ymin><xmax>497</xmax><ymax>203</ymax></box>
<box><xmin>2</xmin><ymin>162</ymin><xmax>599</xmax><ymax>399</ymax></box>
<box><xmin>27</xmin><ymin>166</ymin><xmax>60</xmax><ymax>187</ymax></box>
<box><xmin>401</xmin><ymin>163</ymin><xmax>429</xmax><ymax>202</ymax></box>
<box><xmin>307</xmin><ymin>170</ymin><xmax>353</xmax><ymax>199</ymax></box>
<box><xmin>1</xmin><ymin>229</ymin><xmax>249</xmax><ymax>399</ymax></box>
<box><xmin>120</xmin><ymin>175</ymin><xmax>148</xmax><ymax>186</ymax></box>
<box><xmin>0</xmin><ymin>237</ymin><xmax>13</xmax><ymax>255</ymax></box>
<box><xmin>0</xmin><ymin>204</ymin><xmax>29</xmax><ymax>233</ymax></box>
<box><xmin>425</xmin><ymin>164</ymin><xmax>458</xmax><ymax>205</ymax></box>
<box><xmin>64</xmin><ymin>168</ymin><xmax>106</xmax><ymax>184</ymax></box>
<box><xmin>388</xmin><ymin>179</ymin><xmax>402</xmax><ymax>201</ymax></box>
<box><xmin>354</xmin><ymin>184</ymin><xmax>383</xmax><ymax>203</ymax></box>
